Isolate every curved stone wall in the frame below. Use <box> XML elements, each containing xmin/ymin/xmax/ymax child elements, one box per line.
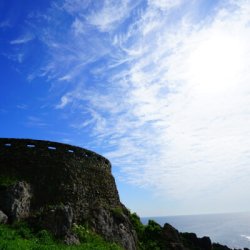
<box><xmin>0</xmin><ymin>138</ymin><xmax>111</xmax><ymax>172</ymax></box>
<box><xmin>0</xmin><ymin>138</ymin><xmax>120</xmax><ymax>222</ymax></box>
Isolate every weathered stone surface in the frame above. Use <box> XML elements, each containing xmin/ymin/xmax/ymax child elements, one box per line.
<box><xmin>160</xmin><ymin>223</ymin><xmax>186</xmax><ymax>250</ymax></box>
<box><xmin>40</xmin><ymin>205</ymin><xmax>73</xmax><ymax>237</ymax></box>
<box><xmin>162</xmin><ymin>223</ymin><xmax>181</xmax><ymax>242</ymax></box>
<box><xmin>212</xmin><ymin>243</ymin><xmax>232</xmax><ymax>250</ymax></box>
<box><xmin>63</xmin><ymin>232</ymin><xmax>80</xmax><ymax>245</ymax></box>
<box><xmin>90</xmin><ymin>207</ymin><xmax>137</xmax><ymax>250</ymax></box>
<box><xmin>0</xmin><ymin>181</ymin><xmax>31</xmax><ymax>222</ymax></box>
<box><xmin>0</xmin><ymin>210</ymin><xmax>8</xmax><ymax>224</ymax></box>
<box><xmin>0</xmin><ymin>138</ymin><xmax>120</xmax><ymax>222</ymax></box>
<box><xmin>180</xmin><ymin>232</ymin><xmax>212</xmax><ymax>250</ymax></box>
<box><xmin>199</xmin><ymin>236</ymin><xmax>212</xmax><ymax>250</ymax></box>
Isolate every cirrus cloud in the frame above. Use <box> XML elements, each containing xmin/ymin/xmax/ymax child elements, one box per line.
<box><xmin>30</xmin><ymin>0</ymin><xmax>250</xmax><ymax>214</ymax></box>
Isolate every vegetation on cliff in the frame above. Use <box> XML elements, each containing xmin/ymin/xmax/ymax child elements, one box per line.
<box><xmin>129</xmin><ymin>212</ymin><xmax>247</xmax><ymax>250</ymax></box>
<box><xmin>0</xmin><ymin>222</ymin><xmax>122</xmax><ymax>250</ymax></box>
<box><xmin>0</xmin><ymin>212</ymin><xmax>245</xmax><ymax>250</ymax></box>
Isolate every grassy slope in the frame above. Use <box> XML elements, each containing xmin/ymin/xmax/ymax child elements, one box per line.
<box><xmin>0</xmin><ymin>223</ymin><xmax>123</xmax><ymax>250</ymax></box>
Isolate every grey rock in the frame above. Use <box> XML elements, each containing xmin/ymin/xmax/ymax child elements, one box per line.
<box><xmin>0</xmin><ymin>181</ymin><xmax>32</xmax><ymax>222</ymax></box>
<box><xmin>64</xmin><ymin>232</ymin><xmax>80</xmax><ymax>245</ymax></box>
<box><xmin>41</xmin><ymin>205</ymin><xmax>73</xmax><ymax>237</ymax></box>
<box><xmin>163</xmin><ymin>223</ymin><xmax>181</xmax><ymax>242</ymax></box>
<box><xmin>0</xmin><ymin>210</ymin><xmax>8</xmax><ymax>224</ymax></box>
<box><xmin>90</xmin><ymin>207</ymin><xmax>137</xmax><ymax>250</ymax></box>
<box><xmin>180</xmin><ymin>232</ymin><xmax>212</xmax><ymax>250</ymax></box>
<box><xmin>162</xmin><ymin>223</ymin><xmax>186</xmax><ymax>250</ymax></box>
<box><xmin>199</xmin><ymin>236</ymin><xmax>212</xmax><ymax>250</ymax></box>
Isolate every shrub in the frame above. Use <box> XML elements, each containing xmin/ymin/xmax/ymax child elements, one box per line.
<box><xmin>111</xmin><ymin>207</ymin><xmax>124</xmax><ymax>220</ymax></box>
<box><xmin>72</xmin><ymin>224</ymin><xmax>91</xmax><ymax>242</ymax></box>
<box><xmin>129</xmin><ymin>212</ymin><xmax>145</xmax><ymax>240</ymax></box>
<box><xmin>128</xmin><ymin>212</ymin><xmax>165</xmax><ymax>250</ymax></box>
<box><xmin>0</xmin><ymin>175</ymin><xmax>18</xmax><ymax>187</ymax></box>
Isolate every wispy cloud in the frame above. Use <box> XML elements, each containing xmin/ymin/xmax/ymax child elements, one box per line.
<box><xmin>107</xmin><ymin>0</ymin><xmax>250</xmax><ymax>208</ymax></box>
<box><xmin>25</xmin><ymin>116</ymin><xmax>48</xmax><ymax>128</ymax></box>
<box><xmin>0</xmin><ymin>20</ymin><xmax>11</xmax><ymax>29</ymax></box>
<box><xmin>17</xmin><ymin>104</ymin><xmax>28</xmax><ymax>110</ymax></box>
<box><xmin>116</xmin><ymin>0</ymin><xmax>250</xmax><ymax>212</ymax></box>
<box><xmin>2</xmin><ymin>52</ymin><xmax>25</xmax><ymax>63</ymax></box>
<box><xmin>32</xmin><ymin>0</ymin><xmax>250</xmax><ymax>214</ymax></box>
<box><xmin>86</xmin><ymin>0</ymin><xmax>140</xmax><ymax>32</ymax></box>
<box><xmin>56</xmin><ymin>95</ymin><xmax>72</xmax><ymax>109</ymax></box>
<box><xmin>10</xmin><ymin>33</ymin><xmax>34</xmax><ymax>45</ymax></box>
<box><xmin>63</xmin><ymin>0</ymin><xmax>91</xmax><ymax>14</ymax></box>
<box><xmin>148</xmin><ymin>0</ymin><xmax>183</xmax><ymax>10</ymax></box>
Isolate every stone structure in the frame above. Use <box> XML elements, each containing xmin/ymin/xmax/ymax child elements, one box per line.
<box><xmin>0</xmin><ymin>181</ymin><xmax>32</xmax><ymax>222</ymax></box>
<box><xmin>0</xmin><ymin>138</ymin><xmax>137</xmax><ymax>250</ymax></box>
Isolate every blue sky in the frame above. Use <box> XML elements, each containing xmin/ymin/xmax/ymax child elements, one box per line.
<box><xmin>1</xmin><ymin>0</ymin><xmax>250</xmax><ymax>216</ymax></box>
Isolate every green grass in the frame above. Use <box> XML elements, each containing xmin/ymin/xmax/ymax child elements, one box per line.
<box><xmin>128</xmin><ymin>212</ymin><xmax>164</xmax><ymax>250</ymax></box>
<box><xmin>0</xmin><ymin>223</ymin><xmax>123</xmax><ymax>250</ymax></box>
<box><xmin>0</xmin><ymin>175</ymin><xmax>18</xmax><ymax>187</ymax></box>
<box><xmin>110</xmin><ymin>207</ymin><xmax>124</xmax><ymax>220</ymax></box>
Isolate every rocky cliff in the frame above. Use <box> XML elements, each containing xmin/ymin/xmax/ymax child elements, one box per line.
<box><xmin>0</xmin><ymin>138</ymin><xmax>137</xmax><ymax>249</ymax></box>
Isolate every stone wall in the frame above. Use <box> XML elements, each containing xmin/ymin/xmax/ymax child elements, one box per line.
<box><xmin>0</xmin><ymin>138</ymin><xmax>111</xmax><ymax>171</ymax></box>
<box><xmin>0</xmin><ymin>138</ymin><xmax>120</xmax><ymax>222</ymax></box>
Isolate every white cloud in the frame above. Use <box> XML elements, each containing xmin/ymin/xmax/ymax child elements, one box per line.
<box><xmin>25</xmin><ymin>116</ymin><xmax>48</xmax><ymax>128</ymax></box>
<box><xmin>35</xmin><ymin>0</ymin><xmax>250</xmax><ymax>214</ymax></box>
<box><xmin>71</xmin><ymin>18</ymin><xmax>86</xmax><ymax>35</ymax></box>
<box><xmin>56</xmin><ymin>95</ymin><xmax>71</xmax><ymax>109</ymax></box>
<box><xmin>2</xmin><ymin>52</ymin><xmax>25</xmax><ymax>63</ymax></box>
<box><xmin>17</xmin><ymin>104</ymin><xmax>28</xmax><ymax>110</ymax></box>
<box><xmin>93</xmin><ymin>0</ymin><xmax>250</xmax><ymax>213</ymax></box>
<box><xmin>148</xmin><ymin>0</ymin><xmax>183</xmax><ymax>10</ymax></box>
<box><xmin>86</xmin><ymin>0</ymin><xmax>138</xmax><ymax>32</ymax></box>
<box><xmin>10</xmin><ymin>33</ymin><xmax>34</xmax><ymax>45</ymax></box>
<box><xmin>63</xmin><ymin>0</ymin><xmax>91</xmax><ymax>14</ymax></box>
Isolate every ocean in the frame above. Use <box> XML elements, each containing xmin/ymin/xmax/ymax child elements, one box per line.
<box><xmin>142</xmin><ymin>212</ymin><xmax>250</xmax><ymax>249</ymax></box>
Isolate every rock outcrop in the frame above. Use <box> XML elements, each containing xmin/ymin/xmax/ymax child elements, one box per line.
<box><xmin>0</xmin><ymin>181</ymin><xmax>32</xmax><ymax>222</ymax></box>
<box><xmin>180</xmin><ymin>232</ymin><xmax>212</xmax><ymax>250</ymax></box>
<box><xmin>0</xmin><ymin>210</ymin><xmax>8</xmax><ymax>224</ymax></box>
<box><xmin>0</xmin><ymin>138</ymin><xmax>137</xmax><ymax>250</ymax></box>
<box><xmin>129</xmin><ymin>213</ymin><xmax>249</xmax><ymax>250</ymax></box>
<box><xmin>39</xmin><ymin>204</ymin><xmax>74</xmax><ymax>237</ymax></box>
<box><xmin>90</xmin><ymin>206</ymin><xmax>137</xmax><ymax>250</ymax></box>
